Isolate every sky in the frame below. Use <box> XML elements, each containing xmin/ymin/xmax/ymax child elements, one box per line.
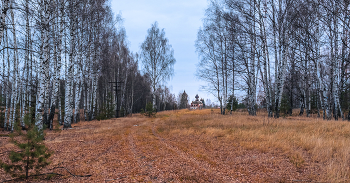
<box><xmin>110</xmin><ymin>0</ymin><xmax>218</xmax><ymax>104</ymax></box>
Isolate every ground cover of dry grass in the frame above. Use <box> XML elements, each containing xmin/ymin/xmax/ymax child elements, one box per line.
<box><xmin>0</xmin><ymin>109</ymin><xmax>349</xmax><ymax>182</ymax></box>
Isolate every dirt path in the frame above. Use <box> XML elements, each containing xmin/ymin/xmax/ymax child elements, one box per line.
<box><xmin>128</xmin><ymin>125</ymin><xmax>167</xmax><ymax>182</ymax></box>
<box><xmin>127</xmin><ymin>120</ymin><xmax>230</xmax><ymax>182</ymax></box>
<box><xmin>151</xmin><ymin>122</ymin><xmax>237</xmax><ymax>182</ymax></box>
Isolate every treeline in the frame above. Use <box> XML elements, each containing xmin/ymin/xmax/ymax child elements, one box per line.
<box><xmin>196</xmin><ymin>0</ymin><xmax>350</xmax><ymax>119</ymax></box>
<box><xmin>0</xmin><ymin>0</ymin><xmax>177</xmax><ymax>131</ymax></box>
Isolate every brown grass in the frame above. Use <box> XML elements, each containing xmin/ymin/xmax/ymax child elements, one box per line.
<box><xmin>156</xmin><ymin>109</ymin><xmax>350</xmax><ymax>182</ymax></box>
<box><xmin>0</xmin><ymin>109</ymin><xmax>349</xmax><ymax>182</ymax></box>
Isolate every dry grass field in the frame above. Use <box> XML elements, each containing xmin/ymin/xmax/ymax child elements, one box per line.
<box><xmin>1</xmin><ymin>109</ymin><xmax>350</xmax><ymax>182</ymax></box>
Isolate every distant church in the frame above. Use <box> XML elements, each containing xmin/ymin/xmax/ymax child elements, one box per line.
<box><xmin>190</xmin><ymin>94</ymin><xmax>204</xmax><ymax>109</ymax></box>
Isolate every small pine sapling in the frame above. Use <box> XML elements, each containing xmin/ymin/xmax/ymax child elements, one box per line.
<box><xmin>226</xmin><ymin>96</ymin><xmax>238</xmax><ymax>113</ymax></box>
<box><xmin>0</xmin><ymin>109</ymin><xmax>4</xmax><ymax>129</ymax></box>
<box><xmin>0</xmin><ymin>108</ymin><xmax>52</xmax><ymax>180</ymax></box>
<box><xmin>120</xmin><ymin>107</ymin><xmax>125</xmax><ymax>117</ymax></box>
<box><xmin>280</xmin><ymin>94</ymin><xmax>291</xmax><ymax>117</ymax></box>
<box><xmin>142</xmin><ymin>102</ymin><xmax>156</xmax><ymax>117</ymax></box>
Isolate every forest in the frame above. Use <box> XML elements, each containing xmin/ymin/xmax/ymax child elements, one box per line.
<box><xmin>196</xmin><ymin>0</ymin><xmax>350</xmax><ymax>120</ymax></box>
<box><xmin>2</xmin><ymin>0</ymin><xmax>350</xmax><ymax>182</ymax></box>
<box><xmin>0</xmin><ymin>0</ymin><xmax>178</xmax><ymax>131</ymax></box>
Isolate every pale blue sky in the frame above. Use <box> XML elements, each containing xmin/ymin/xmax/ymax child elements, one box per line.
<box><xmin>110</xmin><ymin>0</ymin><xmax>217</xmax><ymax>104</ymax></box>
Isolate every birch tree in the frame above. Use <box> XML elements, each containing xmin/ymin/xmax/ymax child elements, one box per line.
<box><xmin>0</xmin><ymin>0</ymin><xmax>175</xmax><ymax>131</ymax></box>
<box><xmin>35</xmin><ymin>0</ymin><xmax>51</xmax><ymax>130</ymax></box>
<box><xmin>140</xmin><ymin>22</ymin><xmax>176</xmax><ymax>111</ymax></box>
<box><xmin>64</xmin><ymin>0</ymin><xmax>76</xmax><ymax>128</ymax></box>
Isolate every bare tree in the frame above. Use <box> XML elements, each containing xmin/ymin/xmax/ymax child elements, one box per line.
<box><xmin>140</xmin><ymin>22</ymin><xmax>176</xmax><ymax>111</ymax></box>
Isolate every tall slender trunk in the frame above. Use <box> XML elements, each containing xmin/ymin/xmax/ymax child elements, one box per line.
<box><xmin>333</xmin><ymin>3</ymin><xmax>342</xmax><ymax>120</ymax></box>
<box><xmin>343</xmin><ymin>2</ymin><xmax>350</xmax><ymax>120</ymax></box>
<box><xmin>259</xmin><ymin>1</ymin><xmax>271</xmax><ymax>117</ymax></box>
<box><xmin>91</xmin><ymin>50</ymin><xmax>97</xmax><ymax>120</ymax></box>
<box><xmin>231</xmin><ymin>46</ymin><xmax>235</xmax><ymax>114</ymax></box>
<box><xmin>74</xmin><ymin>17</ymin><xmax>82</xmax><ymax>123</ymax></box>
<box><xmin>86</xmin><ymin>53</ymin><xmax>91</xmax><ymax>121</ymax></box>
<box><xmin>10</xmin><ymin>8</ymin><xmax>18</xmax><ymax>131</ymax></box>
<box><xmin>57</xmin><ymin>82</ymin><xmax>61</xmax><ymax>125</ymax></box>
<box><xmin>28</xmin><ymin>15</ymin><xmax>33</xmax><ymax>113</ymax></box>
<box><xmin>22</xmin><ymin>0</ymin><xmax>30</xmax><ymax>127</ymax></box>
<box><xmin>275</xmin><ymin>32</ymin><xmax>288</xmax><ymax>118</ymax></box>
<box><xmin>35</xmin><ymin>0</ymin><xmax>50</xmax><ymax>130</ymax></box>
<box><xmin>305</xmin><ymin>36</ymin><xmax>310</xmax><ymax>117</ymax></box>
<box><xmin>0</xmin><ymin>0</ymin><xmax>10</xmax><ymax>47</ymax></box>
<box><xmin>48</xmin><ymin>1</ymin><xmax>62</xmax><ymax>129</ymax></box>
<box><xmin>331</xmin><ymin>2</ymin><xmax>340</xmax><ymax>120</ymax></box>
<box><xmin>248</xmin><ymin>0</ymin><xmax>256</xmax><ymax>116</ymax></box>
<box><xmin>272</xmin><ymin>0</ymin><xmax>278</xmax><ymax>112</ymax></box>
<box><xmin>223</xmin><ymin>36</ymin><xmax>228</xmax><ymax>115</ymax></box>
<box><xmin>1</xmin><ymin>25</ymin><xmax>5</xmax><ymax>125</ymax></box>
<box><xmin>130</xmin><ymin>70</ymin><xmax>134</xmax><ymax>115</ymax></box>
<box><xmin>4</xmin><ymin>21</ymin><xmax>9</xmax><ymax>130</ymax></box>
<box><xmin>120</xmin><ymin>65</ymin><xmax>128</xmax><ymax>115</ymax></box>
<box><xmin>85</xmin><ymin>23</ymin><xmax>92</xmax><ymax>121</ymax></box>
<box><xmin>214</xmin><ymin>58</ymin><xmax>221</xmax><ymax>114</ymax></box>
<box><xmin>64</xmin><ymin>0</ymin><xmax>76</xmax><ymax>128</ymax></box>
<box><xmin>91</xmin><ymin>15</ymin><xmax>99</xmax><ymax>120</ymax></box>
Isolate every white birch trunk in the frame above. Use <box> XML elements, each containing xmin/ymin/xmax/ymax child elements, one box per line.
<box><xmin>275</xmin><ymin>33</ymin><xmax>288</xmax><ymax>118</ymax></box>
<box><xmin>130</xmin><ymin>72</ymin><xmax>134</xmax><ymax>115</ymax></box>
<box><xmin>272</xmin><ymin>0</ymin><xmax>278</xmax><ymax>113</ymax></box>
<box><xmin>10</xmin><ymin>8</ymin><xmax>18</xmax><ymax>131</ymax></box>
<box><xmin>86</xmin><ymin>57</ymin><xmax>91</xmax><ymax>121</ymax></box>
<box><xmin>74</xmin><ymin>11</ymin><xmax>83</xmax><ymax>123</ymax></box>
<box><xmin>20</xmin><ymin>77</ymin><xmax>24</xmax><ymax>127</ymax></box>
<box><xmin>58</xmin><ymin>82</ymin><xmax>62</xmax><ymax>125</ymax></box>
<box><xmin>85</xmin><ymin>13</ymin><xmax>92</xmax><ymax>121</ymax></box>
<box><xmin>91</xmin><ymin>47</ymin><xmax>97</xmax><ymax>120</ymax></box>
<box><xmin>57</xmin><ymin>0</ymin><xmax>64</xmax><ymax>125</ymax></box>
<box><xmin>64</xmin><ymin>0</ymin><xmax>76</xmax><ymax>128</ymax></box>
<box><xmin>91</xmin><ymin>17</ymin><xmax>99</xmax><ymax>120</ymax></box>
<box><xmin>35</xmin><ymin>0</ymin><xmax>50</xmax><ymax>130</ymax></box>
<box><xmin>120</xmin><ymin>66</ymin><xmax>128</xmax><ymax>115</ymax></box>
<box><xmin>92</xmin><ymin>76</ymin><xmax>97</xmax><ymax>119</ymax></box>
<box><xmin>1</xmin><ymin>30</ymin><xmax>5</xmax><ymax>124</ymax></box>
<box><xmin>231</xmin><ymin>46</ymin><xmax>235</xmax><ymax>114</ymax></box>
<box><xmin>74</xmin><ymin>63</ymin><xmax>82</xmax><ymax>123</ymax></box>
<box><xmin>259</xmin><ymin>2</ymin><xmax>272</xmax><ymax>117</ymax></box>
<box><xmin>4</xmin><ymin>26</ymin><xmax>9</xmax><ymax>130</ymax></box>
<box><xmin>49</xmin><ymin>23</ymin><xmax>60</xmax><ymax>129</ymax></box>
<box><xmin>248</xmin><ymin>0</ymin><xmax>256</xmax><ymax>116</ymax></box>
<box><xmin>22</xmin><ymin>0</ymin><xmax>30</xmax><ymax>128</ymax></box>
<box><xmin>0</xmin><ymin>0</ymin><xmax>10</xmax><ymax>47</ymax></box>
<box><xmin>333</xmin><ymin>5</ymin><xmax>342</xmax><ymax>120</ymax></box>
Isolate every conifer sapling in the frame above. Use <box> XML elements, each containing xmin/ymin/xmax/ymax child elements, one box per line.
<box><xmin>0</xmin><ymin>108</ymin><xmax>52</xmax><ymax>179</ymax></box>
